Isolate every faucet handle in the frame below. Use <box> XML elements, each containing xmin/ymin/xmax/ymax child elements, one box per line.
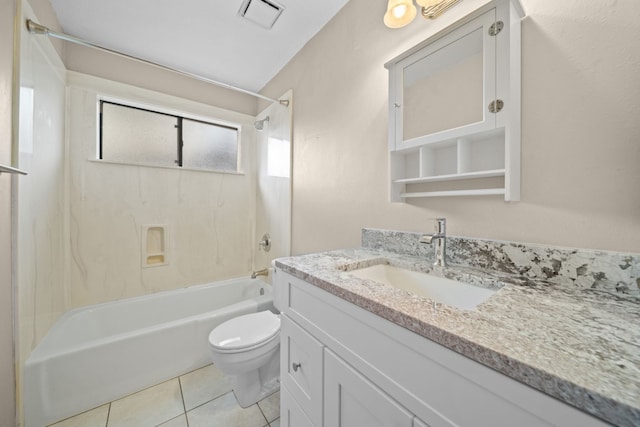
<box><xmin>434</xmin><ymin>218</ymin><xmax>446</xmax><ymax>234</ymax></box>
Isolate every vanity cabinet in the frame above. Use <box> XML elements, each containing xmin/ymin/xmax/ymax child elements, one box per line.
<box><xmin>274</xmin><ymin>268</ymin><xmax>609</xmax><ymax>427</ymax></box>
<box><xmin>386</xmin><ymin>0</ymin><xmax>524</xmax><ymax>201</ymax></box>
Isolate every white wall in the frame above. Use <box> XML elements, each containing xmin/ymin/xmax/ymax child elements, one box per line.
<box><xmin>66</xmin><ymin>73</ymin><xmax>258</xmax><ymax>307</ymax></box>
<box><xmin>261</xmin><ymin>0</ymin><xmax>640</xmax><ymax>255</ymax></box>
<box><xmin>0</xmin><ymin>0</ymin><xmax>17</xmax><ymax>423</ymax></box>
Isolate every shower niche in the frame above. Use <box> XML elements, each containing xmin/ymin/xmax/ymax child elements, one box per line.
<box><xmin>142</xmin><ymin>225</ymin><xmax>168</xmax><ymax>267</ymax></box>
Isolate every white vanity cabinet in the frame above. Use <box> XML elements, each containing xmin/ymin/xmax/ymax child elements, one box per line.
<box><xmin>386</xmin><ymin>0</ymin><xmax>524</xmax><ymax>201</ymax></box>
<box><xmin>275</xmin><ymin>269</ymin><xmax>610</xmax><ymax>427</ymax></box>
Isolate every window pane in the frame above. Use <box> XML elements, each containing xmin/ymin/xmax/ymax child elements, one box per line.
<box><xmin>102</xmin><ymin>103</ymin><xmax>177</xmax><ymax>167</ymax></box>
<box><xmin>182</xmin><ymin>119</ymin><xmax>238</xmax><ymax>172</ymax></box>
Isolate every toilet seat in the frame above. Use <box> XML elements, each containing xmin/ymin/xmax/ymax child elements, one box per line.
<box><xmin>209</xmin><ymin>311</ymin><xmax>280</xmax><ymax>352</ymax></box>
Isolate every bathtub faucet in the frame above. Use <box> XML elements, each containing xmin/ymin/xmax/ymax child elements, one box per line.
<box><xmin>251</xmin><ymin>268</ymin><xmax>269</xmax><ymax>279</ymax></box>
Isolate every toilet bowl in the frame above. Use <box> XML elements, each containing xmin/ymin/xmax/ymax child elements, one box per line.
<box><xmin>208</xmin><ymin>310</ymin><xmax>280</xmax><ymax>407</ymax></box>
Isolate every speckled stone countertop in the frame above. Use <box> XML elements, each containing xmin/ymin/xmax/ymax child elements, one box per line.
<box><xmin>274</xmin><ymin>231</ymin><xmax>640</xmax><ymax>427</ymax></box>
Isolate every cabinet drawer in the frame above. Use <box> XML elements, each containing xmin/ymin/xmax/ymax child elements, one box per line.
<box><xmin>281</xmin><ymin>315</ymin><xmax>324</xmax><ymax>426</ymax></box>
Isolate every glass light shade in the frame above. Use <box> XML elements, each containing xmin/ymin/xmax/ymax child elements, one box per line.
<box><xmin>384</xmin><ymin>0</ymin><xmax>417</xmax><ymax>28</ymax></box>
<box><xmin>416</xmin><ymin>0</ymin><xmax>441</xmax><ymax>7</ymax></box>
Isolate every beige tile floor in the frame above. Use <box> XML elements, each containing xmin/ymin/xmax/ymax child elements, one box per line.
<box><xmin>48</xmin><ymin>364</ymin><xmax>280</xmax><ymax>427</ymax></box>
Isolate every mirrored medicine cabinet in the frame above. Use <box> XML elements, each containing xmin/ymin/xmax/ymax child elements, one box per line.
<box><xmin>385</xmin><ymin>0</ymin><xmax>524</xmax><ymax>202</ymax></box>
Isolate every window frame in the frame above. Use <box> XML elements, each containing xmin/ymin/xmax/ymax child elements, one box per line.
<box><xmin>97</xmin><ymin>98</ymin><xmax>243</xmax><ymax>174</ymax></box>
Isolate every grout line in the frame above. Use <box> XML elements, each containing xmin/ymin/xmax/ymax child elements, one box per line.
<box><xmin>177</xmin><ymin>376</ymin><xmax>189</xmax><ymax>427</ymax></box>
<box><xmin>256</xmin><ymin>400</ymin><xmax>269</xmax><ymax>426</ymax></box>
<box><xmin>105</xmin><ymin>403</ymin><xmax>111</xmax><ymax>427</ymax></box>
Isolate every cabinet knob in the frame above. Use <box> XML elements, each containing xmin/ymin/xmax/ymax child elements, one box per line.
<box><xmin>292</xmin><ymin>362</ymin><xmax>301</xmax><ymax>372</ymax></box>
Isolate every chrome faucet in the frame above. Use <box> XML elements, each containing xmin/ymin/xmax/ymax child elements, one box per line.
<box><xmin>251</xmin><ymin>268</ymin><xmax>269</xmax><ymax>279</ymax></box>
<box><xmin>419</xmin><ymin>218</ymin><xmax>447</xmax><ymax>268</ymax></box>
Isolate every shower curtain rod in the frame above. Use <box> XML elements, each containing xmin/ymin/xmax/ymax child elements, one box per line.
<box><xmin>26</xmin><ymin>19</ymin><xmax>289</xmax><ymax>107</ymax></box>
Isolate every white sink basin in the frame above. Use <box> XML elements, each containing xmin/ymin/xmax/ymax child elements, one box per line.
<box><xmin>348</xmin><ymin>264</ymin><xmax>497</xmax><ymax>310</ymax></box>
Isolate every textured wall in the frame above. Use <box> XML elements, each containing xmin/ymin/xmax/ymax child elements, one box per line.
<box><xmin>261</xmin><ymin>0</ymin><xmax>640</xmax><ymax>254</ymax></box>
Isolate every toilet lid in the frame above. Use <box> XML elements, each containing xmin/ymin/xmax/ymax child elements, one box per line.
<box><xmin>209</xmin><ymin>311</ymin><xmax>280</xmax><ymax>351</ymax></box>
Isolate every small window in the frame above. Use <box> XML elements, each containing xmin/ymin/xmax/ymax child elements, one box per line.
<box><xmin>99</xmin><ymin>100</ymin><xmax>240</xmax><ymax>173</ymax></box>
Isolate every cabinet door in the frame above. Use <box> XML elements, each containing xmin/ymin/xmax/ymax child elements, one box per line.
<box><xmin>281</xmin><ymin>387</ymin><xmax>315</xmax><ymax>427</ymax></box>
<box><xmin>324</xmin><ymin>349</ymin><xmax>413</xmax><ymax>427</ymax></box>
<box><xmin>391</xmin><ymin>8</ymin><xmax>497</xmax><ymax>151</ymax></box>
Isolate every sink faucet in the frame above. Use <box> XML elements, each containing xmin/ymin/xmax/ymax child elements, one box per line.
<box><xmin>419</xmin><ymin>218</ymin><xmax>447</xmax><ymax>268</ymax></box>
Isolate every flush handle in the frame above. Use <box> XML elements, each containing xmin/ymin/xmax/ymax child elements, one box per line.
<box><xmin>292</xmin><ymin>362</ymin><xmax>301</xmax><ymax>372</ymax></box>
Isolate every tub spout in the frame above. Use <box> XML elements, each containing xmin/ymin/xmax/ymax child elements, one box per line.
<box><xmin>251</xmin><ymin>268</ymin><xmax>269</xmax><ymax>279</ymax></box>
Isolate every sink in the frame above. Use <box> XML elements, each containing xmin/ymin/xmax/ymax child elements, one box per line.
<box><xmin>348</xmin><ymin>264</ymin><xmax>497</xmax><ymax>310</ymax></box>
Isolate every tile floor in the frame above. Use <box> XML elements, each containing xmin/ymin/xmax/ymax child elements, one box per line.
<box><xmin>48</xmin><ymin>364</ymin><xmax>280</xmax><ymax>427</ymax></box>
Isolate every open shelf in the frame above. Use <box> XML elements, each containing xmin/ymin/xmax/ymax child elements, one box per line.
<box><xmin>394</xmin><ymin>168</ymin><xmax>505</xmax><ymax>184</ymax></box>
<box><xmin>401</xmin><ymin>188</ymin><xmax>506</xmax><ymax>198</ymax></box>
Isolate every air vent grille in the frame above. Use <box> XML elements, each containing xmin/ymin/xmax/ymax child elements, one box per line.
<box><xmin>239</xmin><ymin>0</ymin><xmax>285</xmax><ymax>30</ymax></box>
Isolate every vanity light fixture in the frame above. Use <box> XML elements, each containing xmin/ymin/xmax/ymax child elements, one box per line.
<box><xmin>384</xmin><ymin>0</ymin><xmax>462</xmax><ymax>28</ymax></box>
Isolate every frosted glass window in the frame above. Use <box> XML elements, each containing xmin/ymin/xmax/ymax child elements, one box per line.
<box><xmin>100</xmin><ymin>101</ymin><xmax>240</xmax><ymax>173</ymax></box>
<box><xmin>101</xmin><ymin>103</ymin><xmax>176</xmax><ymax>167</ymax></box>
<box><xmin>182</xmin><ymin>119</ymin><xmax>238</xmax><ymax>172</ymax></box>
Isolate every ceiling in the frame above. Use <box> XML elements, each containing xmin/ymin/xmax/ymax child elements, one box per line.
<box><xmin>49</xmin><ymin>0</ymin><xmax>349</xmax><ymax>94</ymax></box>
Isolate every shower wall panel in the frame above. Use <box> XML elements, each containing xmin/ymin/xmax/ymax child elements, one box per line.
<box><xmin>16</xmin><ymin>1</ymin><xmax>69</xmax><ymax>417</ymax></box>
<box><xmin>254</xmin><ymin>89</ymin><xmax>293</xmax><ymax>269</ymax></box>
<box><xmin>66</xmin><ymin>73</ymin><xmax>257</xmax><ymax>308</ymax></box>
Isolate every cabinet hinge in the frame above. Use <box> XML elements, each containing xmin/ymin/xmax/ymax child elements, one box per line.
<box><xmin>488</xmin><ymin>21</ymin><xmax>503</xmax><ymax>36</ymax></box>
<box><xmin>488</xmin><ymin>99</ymin><xmax>504</xmax><ymax>113</ymax></box>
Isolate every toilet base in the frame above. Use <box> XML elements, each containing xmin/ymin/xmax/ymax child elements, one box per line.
<box><xmin>232</xmin><ymin>377</ymin><xmax>280</xmax><ymax>408</ymax></box>
<box><xmin>226</xmin><ymin>346</ymin><xmax>280</xmax><ymax>407</ymax></box>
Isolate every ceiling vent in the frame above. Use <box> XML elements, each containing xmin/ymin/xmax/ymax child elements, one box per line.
<box><xmin>239</xmin><ymin>0</ymin><xmax>285</xmax><ymax>30</ymax></box>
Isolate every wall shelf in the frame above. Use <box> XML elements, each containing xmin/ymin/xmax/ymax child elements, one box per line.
<box><xmin>400</xmin><ymin>188</ymin><xmax>506</xmax><ymax>198</ymax></box>
<box><xmin>394</xmin><ymin>168</ymin><xmax>505</xmax><ymax>184</ymax></box>
<box><xmin>0</xmin><ymin>164</ymin><xmax>27</xmax><ymax>175</ymax></box>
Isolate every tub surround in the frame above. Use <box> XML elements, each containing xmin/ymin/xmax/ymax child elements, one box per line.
<box><xmin>274</xmin><ymin>229</ymin><xmax>640</xmax><ymax>426</ymax></box>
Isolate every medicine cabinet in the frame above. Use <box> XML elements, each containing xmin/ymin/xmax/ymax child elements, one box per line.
<box><xmin>386</xmin><ymin>0</ymin><xmax>524</xmax><ymax>201</ymax></box>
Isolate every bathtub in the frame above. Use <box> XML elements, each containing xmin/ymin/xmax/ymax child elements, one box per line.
<box><xmin>23</xmin><ymin>276</ymin><xmax>275</xmax><ymax>427</ymax></box>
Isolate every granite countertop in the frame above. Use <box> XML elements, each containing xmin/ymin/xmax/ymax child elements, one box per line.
<box><xmin>275</xmin><ymin>247</ymin><xmax>640</xmax><ymax>427</ymax></box>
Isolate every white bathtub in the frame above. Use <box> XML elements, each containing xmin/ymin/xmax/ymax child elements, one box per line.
<box><xmin>23</xmin><ymin>276</ymin><xmax>275</xmax><ymax>427</ymax></box>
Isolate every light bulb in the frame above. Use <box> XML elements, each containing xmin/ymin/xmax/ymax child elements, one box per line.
<box><xmin>384</xmin><ymin>0</ymin><xmax>417</xmax><ymax>28</ymax></box>
<box><xmin>392</xmin><ymin>4</ymin><xmax>408</xmax><ymax>19</ymax></box>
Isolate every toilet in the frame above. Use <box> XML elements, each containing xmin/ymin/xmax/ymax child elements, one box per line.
<box><xmin>208</xmin><ymin>310</ymin><xmax>281</xmax><ymax>407</ymax></box>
